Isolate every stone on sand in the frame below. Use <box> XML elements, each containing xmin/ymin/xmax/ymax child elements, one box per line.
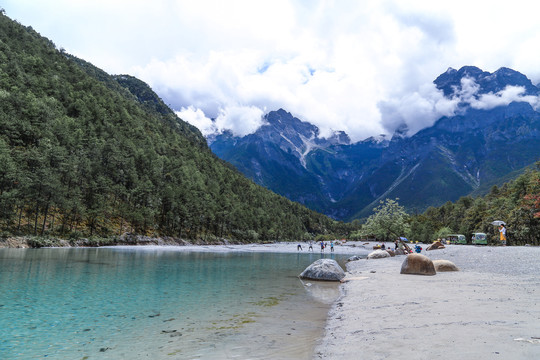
<box><xmin>400</xmin><ymin>253</ymin><xmax>436</xmax><ymax>275</ymax></box>
<box><xmin>367</xmin><ymin>249</ymin><xmax>390</xmax><ymax>259</ymax></box>
<box><xmin>433</xmin><ymin>259</ymin><xmax>459</xmax><ymax>272</ymax></box>
<box><xmin>299</xmin><ymin>259</ymin><xmax>345</xmax><ymax>281</ymax></box>
<box><xmin>426</xmin><ymin>241</ymin><xmax>445</xmax><ymax>251</ymax></box>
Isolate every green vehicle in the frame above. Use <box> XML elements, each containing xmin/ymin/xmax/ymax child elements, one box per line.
<box><xmin>446</xmin><ymin>234</ymin><xmax>466</xmax><ymax>245</ymax></box>
<box><xmin>471</xmin><ymin>232</ymin><xmax>487</xmax><ymax>245</ymax></box>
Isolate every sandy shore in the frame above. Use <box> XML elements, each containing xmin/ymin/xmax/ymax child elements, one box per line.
<box><xmin>314</xmin><ymin>245</ymin><xmax>540</xmax><ymax>360</ymax></box>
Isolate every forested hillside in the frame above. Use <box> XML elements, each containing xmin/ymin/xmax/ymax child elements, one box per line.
<box><xmin>0</xmin><ymin>12</ymin><xmax>349</xmax><ymax>243</ymax></box>
<box><xmin>409</xmin><ymin>163</ymin><xmax>540</xmax><ymax>245</ymax></box>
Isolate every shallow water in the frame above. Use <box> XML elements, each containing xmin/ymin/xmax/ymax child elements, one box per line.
<box><xmin>0</xmin><ymin>248</ymin><xmax>347</xmax><ymax>359</ymax></box>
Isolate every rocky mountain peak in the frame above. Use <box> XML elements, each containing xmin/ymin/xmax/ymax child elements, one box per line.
<box><xmin>434</xmin><ymin>66</ymin><xmax>538</xmax><ymax>97</ymax></box>
<box><xmin>263</xmin><ymin>109</ymin><xmax>320</xmax><ymax>140</ymax></box>
<box><xmin>268</xmin><ymin>110</ymin><xmax>350</xmax><ymax>166</ymax></box>
<box><xmin>209</xmin><ymin>66</ymin><xmax>540</xmax><ymax>221</ymax></box>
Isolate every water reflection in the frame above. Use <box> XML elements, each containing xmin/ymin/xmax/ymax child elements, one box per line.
<box><xmin>299</xmin><ymin>279</ymin><xmax>341</xmax><ymax>304</ymax></box>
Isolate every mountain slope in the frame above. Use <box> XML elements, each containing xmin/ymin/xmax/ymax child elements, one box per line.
<box><xmin>209</xmin><ymin>67</ymin><xmax>540</xmax><ymax>221</ymax></box>
<box><xmin>0</xmin><ymin>12</ymin><xmax>344</xmax><ymax>241</ymax></box>
<box><xmin>209</xmin><ymin>109</ymin><xmax>352</xmax><ymax>212</ymax></box>
<box><xmin>346</xmin><ymin>101</ymin><xmax>540</xmax><ymax>218</ymax></box>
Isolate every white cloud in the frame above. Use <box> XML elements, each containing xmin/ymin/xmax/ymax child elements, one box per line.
<box><xmin>3</xmin><ymin>0</ymin><xmax>540</xmax><ymax>141</ymax></box>
<box><xmin>470</xmin><ymin>86</ymin><xmax>540</xmax><ymax>111</ymax></box>
<box><xmin>176</xmin><ymin>105</ymin><xmax>265</xmax><ymax>137</ymax></box>
<box><xmin>452</xmin><ymin>78</ymin><xmax>540</xmax><ymax>112</ymax></box>
<box><xmin>379</xmin><ymin>77</ymin><xmax>540</xmax><ymax>136</ymax></box>
<box><xmin>378</xmin><ymin>83</ymin><xmax>458</xmax><ymax>135</ymax></box>
<box><xmin>214</xmin><ymin>105</ymin><xmax>266</xmax><ymax>137</ymax></box>
<box><xmin>176</xmin><ymin>106</ymin><xmax>216</xmax><ymax>136</ymax></box>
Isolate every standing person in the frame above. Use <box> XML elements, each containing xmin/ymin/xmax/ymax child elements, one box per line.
<box><xmin>330</xmin><ymin>240</ymin><xmax>334</xmax><ymax>252</ymax></box>
<box><xmin>308</xmin><ymin>241</ymin><xmax>313</xmax><ymax>251</ymax></box>
<box><xmin>499</xmin><ymin>224</ymin><xmax>507</xmax><ymax>246</ymax></box>
<box><xmin>297</xmin><ymin>243</ymin><xmax>303</xmax><ymax>251</ymax></box>
<box><xmin>320</xmin><ymin>241</ymin><xmax>325</xmax><ymax>252</ymax></box>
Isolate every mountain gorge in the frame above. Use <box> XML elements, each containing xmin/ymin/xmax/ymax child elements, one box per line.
<box><xmin>208</xmin><ymin>67</ymin><xmax>540</xmax><ymax>221</ymax></box>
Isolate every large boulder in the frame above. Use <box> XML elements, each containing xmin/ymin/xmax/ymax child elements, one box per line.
<box><xmin>299</xmin><ymin>259</ymin><xmax>345</xmax><ymax>281</ymax></box>
<box><xmin>395</xmin><ymin>248</ymin><xmax>406</xmax><ymax>255</ymax></box>
<box><xmin>426</xmin><ymin>241</ymin><xmax>445</xmax><ymax>251</ymax></box>
<box><xmin>433</xmin><ymin>259</ymin><xmax>459</xmax><ymax>272</ymax></box>
<box><xmin>367</xmin><ymin>249</ymin><xmax>391</xmax><ymax>259</ymax></box>
<box><xmin>386</xmin><ymin>249</ymin><xmax>396</xmax><ymax>257</ymax></box>
<box><xmin>400</xmin><ymin>254</ymin><xmax>436</xmax><ymax>276</ymax></box>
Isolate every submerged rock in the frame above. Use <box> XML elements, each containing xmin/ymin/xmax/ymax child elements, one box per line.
<box><xmin>400</xmin><ymin>254</ymin><xmax>436</xmax><ymax>276</ymax></box>
<box><xmin>347</xmin><ymin>255</ymin><xmax>361</xmax><ymax>262</ymax></box>
<box><xmin>299</xmin><ymin>259</ymin><xmax>345</xmax><ymax>281</ymax></box>
<box><xmin>367</xmin><ymin>249</ymin><xmax>390</xmax><ymax>259</ymax></box>
<box><xmin>433</xmin><ymin>259</ymin><xmax>459</xmax><ymax>272</ymax></box>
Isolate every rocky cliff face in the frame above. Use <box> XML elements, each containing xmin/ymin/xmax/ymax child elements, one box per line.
<box><xmin>208</xmin><ymin>67</ymin><xmax>540</xmax><ymax>220</ymax></box>
<box><xmin>210</xmin><ymin>109</ymin><xmax>350</xmax><ymax>167</ymax></box>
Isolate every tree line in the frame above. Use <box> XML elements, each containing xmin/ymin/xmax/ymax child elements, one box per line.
<box><xmin>352</xmin><ymin>163</ymin><xmax>540</xmax><ymax>245</ymax></box>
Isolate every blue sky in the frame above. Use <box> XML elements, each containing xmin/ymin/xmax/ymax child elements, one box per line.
<box><xmin>3</xmin><ymin>0</ymin><xmax>540</xmax><ymax>141</ymax></box>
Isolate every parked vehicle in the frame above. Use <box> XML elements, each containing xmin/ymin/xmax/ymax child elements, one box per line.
<box><xmin>446</xmin><ymin>234</ymin><xmax>466</xmax><ymax>245</ymax></box>
<box><xmin>471</xmin><ymin>232</ymin><xmax>487</xmax><ymax>245</ymax></box>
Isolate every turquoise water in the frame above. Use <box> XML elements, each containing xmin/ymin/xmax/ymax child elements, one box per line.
<box><xmin>0</xmin><ymin>248</ymin><xmax>346</xmax><ymax>359</ymax></box>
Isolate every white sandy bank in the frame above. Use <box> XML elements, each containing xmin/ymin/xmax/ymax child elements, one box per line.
<box><xmin>314</xmin><ymin>245</ymin><xmax>540</xmax><ymax>360</ymax></box>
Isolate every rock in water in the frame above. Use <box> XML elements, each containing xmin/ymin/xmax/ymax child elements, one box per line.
<box><xmin>400</xmin><ymin>254</ymin><xmax>436</xmax><ymax>276</ymax></box>
<box><xmin>386</xmin><ymin>249</ymin><xmax>396</xmax><ymax>257</ymax></box>
<box><xmin>367</xmin><ymin>249</ymin><xmax>391</xmax><ymax>259</ymax></box>
<box><xmin>347</xmin><ymin>255</ymin><xmax>361</xmax><ymax>262</ymax></box>
<box><xmin>299</xmin><ymin>259</ymin><xmax>345</xmax><ymax>281</ymax></box>
<box><xmin>433</xmin><ymin>259</ymin><xmax>459</xmax><ymax>272</ymax></box>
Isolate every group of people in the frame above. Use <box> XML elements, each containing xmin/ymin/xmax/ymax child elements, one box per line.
<box><xmin>393</xmin><ymin>238</ymin><xmax>413</xmax><ymax>253</ymax></box>
<box><xmin>297</xmin><ymin>240</ymin><xmax>335</xmax><ymax>252</ymax></box>
<box><xmin>296</xmin><ymin>226</ymin><xmax>508</xmax><ymax>254</ymax></box>
<box><xmin>376</xmin><ymin>239</ymin><xmax>415</xmax><ymax>253</ymax></box>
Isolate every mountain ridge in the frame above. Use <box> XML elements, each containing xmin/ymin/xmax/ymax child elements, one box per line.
<box><xmin>208</xmin><ymin>66</ymin><xmax>540</xmax><ymax>220</ymax></box>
